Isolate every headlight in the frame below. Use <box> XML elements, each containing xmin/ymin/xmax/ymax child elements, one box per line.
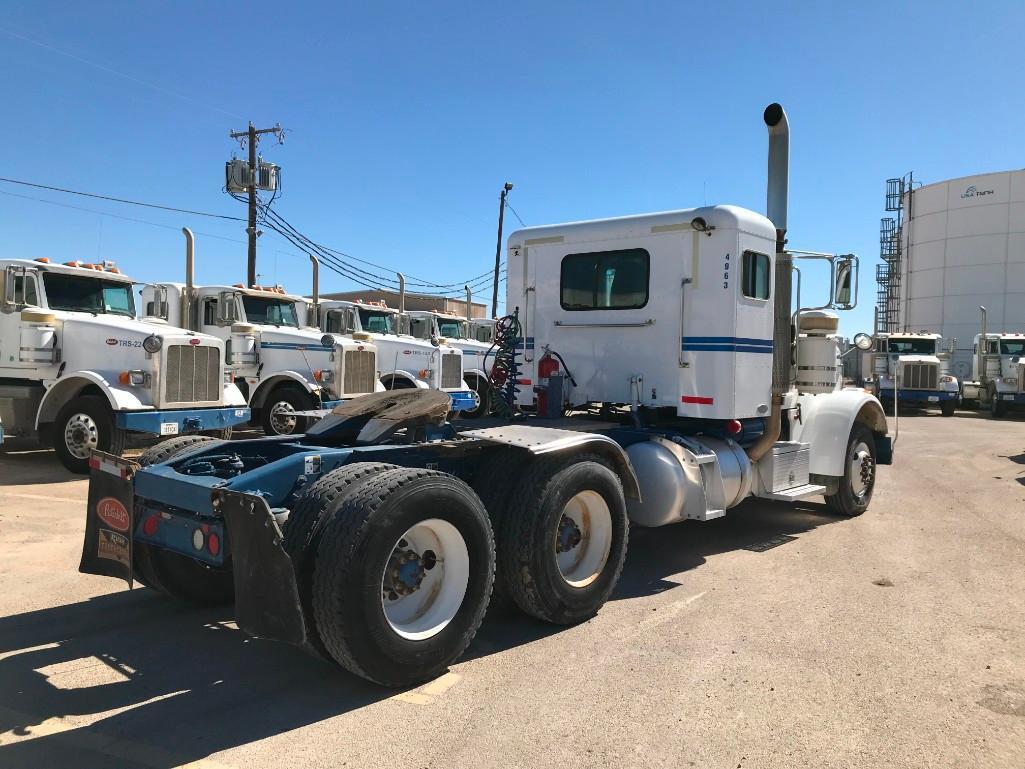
<box><xmin>321</xmin><ymin>333</ymin><xmax>336</xmax><ymax>347</ymax></box>
<box><xmin>143</xmin><ymin>334</ymin><xmax>163</xmax><ymax>354</ymax></box>
<box><xmin>939</xmin><ymin>375</ymin><xmax>955</xmax><ymax>384</ymax></box>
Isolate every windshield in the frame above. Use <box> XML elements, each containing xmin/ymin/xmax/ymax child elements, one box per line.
<box><xmin>242</xmin><ymin>296</ymin><xmax>299</xmax><ymax>327</ymax></box>
<box><xmin>472</xmin><ymin>324</ymin><xmax>494</xmax><ymax>343</ymax></box>
<box><xmin>325</xmin><ymin>309</ymin><xmax>355</xmax><ymax>335</ymax></box>
<box><xmin>408</xmin><ymin>315</ymin><xmax>433</xmax><ymax>340</ymax></box>
<box><xmin>42</xmin><ymin>273</ymin><xmax>135</xmax><ymax>316</ymax></box>
<box><xmin>438</xmin><ymin>319</ymin><xmax>469</xmax><ymax>339</ymax></box>
<box><xmin>1000</xmin><ymin>340</ymin><xmax>1025</xmax><ymax>356</ymax></box>
<box><xmin>358</xmin><ymin>308</ymin><xmax>396</xmax><ymax>335</ymax></box>
<box><xmin>888</xmin><ymin>339</ymin><xmax>936</xmax><ymax>355</ymax></box>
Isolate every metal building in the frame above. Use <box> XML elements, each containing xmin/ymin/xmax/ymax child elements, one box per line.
<box><xmin>875</xmin><ymin>169</ymin><xmax>1025</xmax><ymax>380</ymax></box>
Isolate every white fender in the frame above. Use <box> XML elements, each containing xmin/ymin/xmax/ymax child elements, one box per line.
<box><xmin>461</xmin><ymin>367</ymin><xmax>488</xmax><ymax>383</ymax></box>
<box><xmin>222</xmin><ymin>381</ymin><xmax>248</xmax><ymax>407</ymax></box>
<box><xmin>249</xmin><ymin>371</ymin><xmax>319</xmax><ymax>409</ymax></box>
<box><xmin>792</xmin><ymin>388</ymin><xmax>888</xmax><ymax>477</ymax></box>
<box><xmin>36</xmin><ymin>372</ymin><xmax>150</xmax><ymax>429</ymax></box>
<box><xmin>380</xmin><ymin>370</ymin><xmax>430</xmax><ymax>389</ymax></box>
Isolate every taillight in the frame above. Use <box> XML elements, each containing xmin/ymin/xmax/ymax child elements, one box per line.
<box><xmin>207</xmin><ymin>532</ymin><xmax>221</xmax><ymax>557</ymax></box>
<box><xmin>142</xmin><ymin>516</ymin><xmax>159</xmax><ymax>537</ymax></box>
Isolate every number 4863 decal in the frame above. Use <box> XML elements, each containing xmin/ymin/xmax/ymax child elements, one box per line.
<box><xmin>723</xmin><ymin>252</ymin><xmax>730</xmax><ymax>289</ymax></box>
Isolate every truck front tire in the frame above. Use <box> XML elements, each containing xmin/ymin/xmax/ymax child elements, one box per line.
<box><xmin>261</xmin><ymin>386</ymin><xmax>313</xmax><ymax>436</ymax></box>
<box><xmin>991</xmin><ymin>388</ymin><xmax>1008</xmax><ymax>418</ymax></box>
<box><xmin>940</xmin><ymin>400</ymin><xmax>956</xmax><ymax>417</ymax></box>
<box><xmin>824</xmin><ymin>423</ymin><xmax>876</xmax><ymax>517</ymax></box>
<box><xmin>500</xmin><ymin>453</ymin><xmax>629</xmax><ymax>625</ymax></box>
<box><xmin>53</xmin><ymin>395</ymin><xmax>126</xmax><ymax>474</ymax></box>
<box><xmin>461</xmin><ymin>376</ymin><xmax>491</xmax><ymax>419</ymax></box>
<box><xmin>311</xmin><ymin>468</ymin><xmax>494</xmax><ymax>687</ymax></box>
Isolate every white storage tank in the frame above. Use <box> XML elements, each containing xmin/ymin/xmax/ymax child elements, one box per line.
<box><xmin>884</xmin><ymin>169</ymin><xmax>1025</xmax><ymax>381</ymax></box>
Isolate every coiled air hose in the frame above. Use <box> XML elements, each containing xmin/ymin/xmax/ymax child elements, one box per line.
<box><xmin>486</xmin><ymin>309</ymin><xmax>522</xmax><ymax>418</ymax></box>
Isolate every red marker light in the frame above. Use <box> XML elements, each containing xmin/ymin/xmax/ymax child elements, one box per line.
<box><xmin>142</xmin><ymin>516</ymin><xmax>159</xmax><ymax>537</ymax></box>
<box><xmin>727</xmin><ymin>419</ymin><xmax>743</xmax><ymax>435</ymax></box>
<box><xmin>207</xmin><ymin>532</ymin><xmax>221</xmax><ymax>557</ymax></box>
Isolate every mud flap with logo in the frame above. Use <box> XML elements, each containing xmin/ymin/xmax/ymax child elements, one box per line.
<box><xmin>79</xmin><ymin>451</ymin><xmax>139</xmax><ymax>587</ymax></box>
<box><xmin>213</xmin><ymin>489</ymin><xmax>307</xmax><ymax>648</ymax></box>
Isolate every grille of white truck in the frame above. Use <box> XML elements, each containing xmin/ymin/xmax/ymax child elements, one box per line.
<box><xmin>343</xmin><ymin>348</ymin><xmax>377</xmax><ymax>394</ymax></box>
<box><xmin>900</xmin><ymin>362</ymin><xmax>939</xmax><ymax>390</ymax></box>
<box><xmin>441</xmin><ymin>353</ymin><xmax>462</xmax><ymax>389</ymax></box>
<box><xmin>165</xmin><ymin>344</ymin><xmax>221</xmax><ymax>403</ymax></box>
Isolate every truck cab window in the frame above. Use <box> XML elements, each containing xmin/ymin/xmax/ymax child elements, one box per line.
<box><xmin>560</xmin><ymin>248</ymin><xmax>649</xmax><ymax>311</ymax></box>
<box><xmin>203</xmin><ymin>299</ymin><xmax>218</xmax><ymax>326</ymax></box>
<box><xmin>242</xmin><ymin>296</ymin><xmax>299</xmax><ymax>327</ymax></box>
<box><xmin>888</xmin><ymin>339</ymin><xmax>936</xmax><ymax>355</ymax></box>
<box><xmin>1001</xmin><ymin>340</ymin><xmax>1025</xmax><ymax>355</ymax></box>
<box><xmin>326</xmin><ymin>309</ymin><xmax>355</xmax><ymax>335</ymax></box>
<box><xmin>409</xmin><ymin>316</ymin><xmax>432</xmax><ymax>339</ymax></box>
<box><xmin>438</xmin><ymin>319</ymin><xmax>468</xmax><ymax>339</ymax></box>
<box><xmin>42</xmin><ymin>273</ymin><xmax>135</xmax><ymax>316</ymax></box>
<box><xmin>358</xmin><ymin>308</ymin><xmax>396</xmax><ymax>335</ymax></box>
<box><xmin>742</xmin><ymin>251</ymin><xmax>770</xmax><ymax>300</ymax></box>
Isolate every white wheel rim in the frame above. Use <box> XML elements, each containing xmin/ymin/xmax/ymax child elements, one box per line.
<box><xmin>65</xmin><ymin>413</ymin><xmax>100</xmax><ymax>459</ymax></box>
<box><xmin>850</xmin><ymin>441</ymin><xmax>874</xmax><ymax>499</ymax></box>
<box><xmin>269</xmin><ymin>400</ymin><xmax>298</xmax><ymax>434</ymax></box>
<box><xmin>555</xmin><ymin>490</ymin><xmax>612</xmax><ymax>588</ymax></box>
<box><xmin>381</xmin><ymin>518</ymin><xmax>469</xmax><ymax>641</ymax></box>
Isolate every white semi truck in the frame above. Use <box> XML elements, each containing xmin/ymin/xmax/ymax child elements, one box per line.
<box><xmin>141</xmin><ymin>232</ymin><xmax>381</xmax><ymax>436</ymax></box>
<box><xmin>317</xmin><ymin>298</ymin><xmax>476</xmax><ymax>411</ymax></box>
<box><xmin>407</xmin><ymin>309</ymin><xmax>495</xmax><ymax>417</ymax></box>
<box><xmin>865</xmin><ymin>332</ymin><xmax>959</xmax><ymax>416</ymax></box>
<box><xmin>79</xmin><ymin>102</ymin><xmax>894</xmax><ymax>689</ymax></box>
<box><xmin>0</xmin><ymin>258</ymin><xmax>250</xmax><ymax>472</ymax></box>
<box><xmin>960</xmin><ymin>306</ymin><xmax>1025</xmax><ymax>417</ymax></box>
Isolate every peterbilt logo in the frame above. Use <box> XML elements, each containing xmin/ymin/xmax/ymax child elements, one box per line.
<box><xmin>106</xmin><ymin>338</ymin><xmax>118</xmax><ymax>346</ymax></box>
<box><xmin>95</xmin><ymin>496</ymin><xmax>130</xmax><ymax>532</ymax></box>
<box><xmin>961</xmin><ymin>185</ymin><xmax>994</xmax><ymax>199</ymax></box>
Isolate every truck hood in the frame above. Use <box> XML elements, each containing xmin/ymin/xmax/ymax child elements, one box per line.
<box><xmin>62</xmin><ymin>313</ymin><xmax>215</xmax><ymax>344</ymax></box>
<box><xmin>895</xmin><ymin>355</ymin><xmax>940</xmax><ymax>365</ymax></box>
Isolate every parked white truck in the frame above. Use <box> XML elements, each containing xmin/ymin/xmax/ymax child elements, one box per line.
<box><xmin>317</xmin><ymin>299</ymin><xmax>476</xmax><ymax>411</ymax></box>
<box><xmin>0</xmin><ymin>258</ymin><xmax>250</xmax><ymax>472</ymax></box>
<box><xmin>140</xmin><ymin>233</ymin><xmax>381</xmax><ymax>436</ymax></box>
<box><xmin>864</xmin><ymin>332</ymin><xmax>959</xmax><ymax>416</ymax></box>
<box><xmin>959</xmin><ymin>306</ymin><xmax>1025</xmax><ymax>417</ymax></box>
<box><xmin>407</xmin><ymin>309</ymin><xmax>495</xmax><ymax>417</ymax></box>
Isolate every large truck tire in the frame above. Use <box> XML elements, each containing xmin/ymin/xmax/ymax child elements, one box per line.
<box><xmin>990</xmin><ymin>387</ymin><xmax>1008</xmax><ymax>418</ymax></box>
<box><xmin>311</xmin><ymin>468</ymin><xmax>494</xmax><ymax>687</ymax></box>
<box><xmin>499</xmin><ymin>453</ymin><xmax>629</xmax><ymax>625</ymax></box>
<box><xmin>138</xmin><ymin>435</ymin><xmax>219</xmax><ymax>466</ymax></box>
<box><xmin>461</xmin><ymin>376</ymin><xmax>491</xmax><ymax>419</ymax></box>
<box><xmin>940</xmin><ymin>400</ymin><xmax>956</xmax><ymax>417</ymax></box>
<box><xmin>53</xmin><ymin>395</ymin><xmax>127</xmax><ymax>474</ymax></box>
<box><xmin>261</xmin><ymin>385</ymin><xmax>314</xmax><ymax>436</ymax></box>
<box><xmin>282</xmin><ymin>462</ymin><xmax>398</xmax><ymax>657</ymax></box>
<box><xmin>133</xmin><ymin>542</ymin><xmax>234</xmax><ymax>605</ymax></box>
<box><xmin>824</xmin><ymin>423</ymin><xmax>876</xmax><ymax>517</ymax></box>
<box><xmin>470</xmin><ymin>448</ymin><xmax>534</xmax><ymax>617</ymax></box>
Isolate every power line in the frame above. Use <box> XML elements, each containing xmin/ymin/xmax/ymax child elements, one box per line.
<box><xmin>0</xmin><ymin>26</ymin><xmax>246</xmax><ymax>121</ymax></box>
<box><xmin>0</xmin><ymin>176</ymin><xmax>245</xmax><ymax>221</ymax></box>
<box><xmin>505</xmin><ymin>200</ymin><xmax>527</xmax><ymax>227</ymax></box>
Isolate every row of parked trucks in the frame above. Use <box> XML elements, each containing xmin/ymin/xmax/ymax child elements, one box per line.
<box><xmin>862</xmin><ymin>313</ymin><xmax>1025</xmax><ymax>418</ymax></box>
<box><xmin>74</xmin><ymin>103</ymin><xmax>900</xmax><ymax>688</ymax></box>
<box><xmin>0</xmin><ymin>238</ymin><xmax>501</xmax><ymax>469</ymax></box>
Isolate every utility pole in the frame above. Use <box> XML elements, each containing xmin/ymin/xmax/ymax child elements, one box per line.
<box><xmin>492</xmin><ymin>182</ymin><xmax>513</xmax><ymax>318</ymax></box>
<box><xmin>228</xmin><ymin>122</ymin><xmax>284</xmax><ymax>287</ymax></box>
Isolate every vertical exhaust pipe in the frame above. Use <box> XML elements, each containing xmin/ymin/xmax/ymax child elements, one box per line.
<box><xmin>397</xmin><ymin>273</ymin><xmax>406</xmax><ymax>314</ymax></box>
<box><xmin>309</xmin><ymin>254</ymin><xmax>320</xmax><ymax>327</ymax></box>
<box><xmin>979</xmin><ymin>305</ymin><xmax>988</xmax><ymax>385</ymax></box>
<box><xmin>465</xmin><ymin>285</ymin><xmax>472</xmax><ymax>321</ymax></box>
<box><xmin>182</xmin><ymin>227</ymin><xmax>195</xmax><ymax>330</ymax></box>
<box><xmin>748</xmin><ymin>103</ymin><xmax>791</xmax><ymax>462</ymax></box>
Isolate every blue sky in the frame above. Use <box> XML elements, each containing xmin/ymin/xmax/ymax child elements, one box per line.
<box><xmin>2</xmin><ymin>1</ymin><xmax>1023</xmax><ymax>333</ymax></box>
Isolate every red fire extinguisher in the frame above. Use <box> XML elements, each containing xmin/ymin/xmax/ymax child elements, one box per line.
<box><xmin>536</xmin><ymin>352</ymin><xmax>560</xmax><ymax>415</ymax></box>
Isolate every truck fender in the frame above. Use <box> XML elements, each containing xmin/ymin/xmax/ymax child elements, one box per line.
<box><xmin>380</xmin><ymin>370</ymin><xmax>429</xmax><ymax>389</ymax></box>
<box><xmin>249</xmin><ymin>372</ymin><xmax>318</xmax><ymax>409</ymax></box>
<box><xmin>793</xmin><ymin>389</ymin><xmax>888</xmax><ymax>477</ymax></box>
<box><xmin>222</xmin><ymin>381</ymin><xmax>248</xmax><ymax>407</ymax></box>
<box><xmin>462</xmin><ymin>426</ymin><xmax>641</xmax><ymax>501</ymax></box>
<box><xmin>461</xmin><ymin>367</ymin><xmax>489</xmax><ymax>383</ymax></box>
<box><xmin>36</xmin><ymin>372</ymin><xmax>148</xmax><ymax>429</ymax></box>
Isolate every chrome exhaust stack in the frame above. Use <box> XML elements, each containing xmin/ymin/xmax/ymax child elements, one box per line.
<box><xmin>182</xmin><ymin>227</ymin><xmax>195</xmax><ymax>330</ymax></box>
<box><xmin>748</xmin><ymin>103</ymin><xmax>791</xmax><ymax>462</ymax></box>
<box><xmin>309</xmin><ymin>254</ymin><xmax>320</xmax><ymax>327</ymax></box>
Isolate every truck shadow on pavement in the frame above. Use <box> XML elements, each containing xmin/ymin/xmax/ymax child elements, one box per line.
<box><xmin>0</xmin><ymin>445</ymin><xmax>85</xmax><ymax>486</ymax></box>
<box><xmin>0</xmin><ymin>501</ymin><xmax>848</xmax><ymax>769</ymax></box>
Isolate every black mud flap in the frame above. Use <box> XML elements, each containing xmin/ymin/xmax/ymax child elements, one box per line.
<box><xmin>79</xmin><ymin>451</ymin><xmax>139</xmax><ymax>587</ymax></box>
<box><xmin>875</xmin><ymin>434</ymin><xmax>894</xmax><ymax>465</ymax></box>
<box><xmin>213</xmin><ymin>489</ymin><xmax>307</xmax><ymax>648</ymax></box>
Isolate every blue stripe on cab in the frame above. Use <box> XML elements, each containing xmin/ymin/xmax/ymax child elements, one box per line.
<box><xmin>682</xmin><ymin>336</ymin><xmax>773</xmax><ymax>353</ymax></box>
